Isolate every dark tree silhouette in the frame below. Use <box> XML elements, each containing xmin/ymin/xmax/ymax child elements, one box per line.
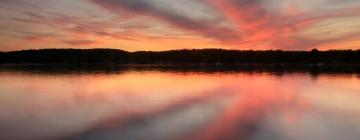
<box><xmin>0</xmin><ymin>48</ymin><xmax>359</xmax><ymax>64</ymax></box>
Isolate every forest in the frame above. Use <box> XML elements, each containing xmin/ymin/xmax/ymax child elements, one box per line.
<box><xmin>1</xmin><ymin>48</ymin><xmax>360</xmax><ymax>64</ymax></box>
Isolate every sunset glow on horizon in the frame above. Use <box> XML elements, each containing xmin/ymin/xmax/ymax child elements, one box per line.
<box><xmin>0</xmin><ymin>0</ymin><xmax>359</xmax><ymax>51</ymax></box>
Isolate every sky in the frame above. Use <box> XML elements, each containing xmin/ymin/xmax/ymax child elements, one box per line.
<box><xmin>0</xmin><ymin>0</ymin><xmax>359</xmax><ymax>51</ymax></box>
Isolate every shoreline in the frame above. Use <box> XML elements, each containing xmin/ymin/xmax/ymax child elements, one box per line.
<box><xmin>1</xmin><ymin>63</ymin><xmax>360</xmax><ymax>75</ymax></box>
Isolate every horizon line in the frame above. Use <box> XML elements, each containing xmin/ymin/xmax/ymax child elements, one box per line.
<box><xmin>2</xmin><ymin>48</ymin><xmax>360</xmax><ymax>53</ymax></box>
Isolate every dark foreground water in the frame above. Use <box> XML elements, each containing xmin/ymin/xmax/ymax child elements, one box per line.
<box><xmin>0</xmin><ymin>67</ymin><xmax>360</xmax><ymax>140</ymax></box>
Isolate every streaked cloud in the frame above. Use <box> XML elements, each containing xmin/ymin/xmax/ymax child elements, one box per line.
<box><xmin>89</xmin><ymin>0</ymin><xmax>241</xmax><ymax>41</ymax></box>
<box><xmin>0</xmin><ymin>0</ymin><xmax>359</xmax><ymax>51</ymax></box>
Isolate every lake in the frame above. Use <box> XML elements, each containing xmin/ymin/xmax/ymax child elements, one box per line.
<box><xmin>0</xmin><ymin>67</ymin><xmax>360</xmax><ymax>140</ymax></box>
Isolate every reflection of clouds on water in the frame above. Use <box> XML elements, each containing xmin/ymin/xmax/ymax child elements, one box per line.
<box><xmin>73</xmin><ymin>96</ymin><xmax>231</xmax><ymax>140</ymax></box>
<box><xmin>0</xmin><ymin>71</ymin><xmax>359</xmax><ymax>140</ymax></box>
<box><xmin>253</xmin><ymin>110</ymin><xmax>360</xmax><ymax>140</ymax></box>
<box><xmin>190</xmin><ymin>83</ymin><xmax>310</xmax><ymax>140</ymax></box>
<box><xmin>0</xmin><ymin>71</ymin><xmax>240</xmax><ymax>140</ymax></box>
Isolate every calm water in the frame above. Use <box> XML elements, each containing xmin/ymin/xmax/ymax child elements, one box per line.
<box><xmin>0</xmin><ymin>68</ymin><xmax>360</xmax><ymax>140</ymax></box>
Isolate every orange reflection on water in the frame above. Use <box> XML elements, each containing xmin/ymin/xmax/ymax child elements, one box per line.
<box><xmin>0</xmin><ymin>71</ymin><xmax>360</xmax><ymax>140</ymax></box>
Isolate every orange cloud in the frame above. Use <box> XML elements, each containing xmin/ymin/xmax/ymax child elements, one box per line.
<box><xmin>62</xmin><ymin>39</ymin><xmax>98</xmax><ymax>46</ymax></box>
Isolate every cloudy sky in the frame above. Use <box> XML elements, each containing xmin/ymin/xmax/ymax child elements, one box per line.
<box><xmin>0</xmin><ymin>0</ymin><xmax>359</xmax><ymax>51</ymax></box>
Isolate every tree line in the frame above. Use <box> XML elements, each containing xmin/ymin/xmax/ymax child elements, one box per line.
<box><xmin>0</xmin><ymin>48</ymin><xmax>360</xmax><ymax>64</ymax></box>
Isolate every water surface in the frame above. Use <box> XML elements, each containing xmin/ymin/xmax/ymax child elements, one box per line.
<box><xmin>0</xmin><ymin>68</ymin><xmax>360</xmax><ymax>140</ymax></box>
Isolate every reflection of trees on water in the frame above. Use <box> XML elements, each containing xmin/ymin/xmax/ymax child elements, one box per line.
<box><xmin>1</xmin><ymin>64</ymin><xmax>360</xmax><ymax>77</ymax></box>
